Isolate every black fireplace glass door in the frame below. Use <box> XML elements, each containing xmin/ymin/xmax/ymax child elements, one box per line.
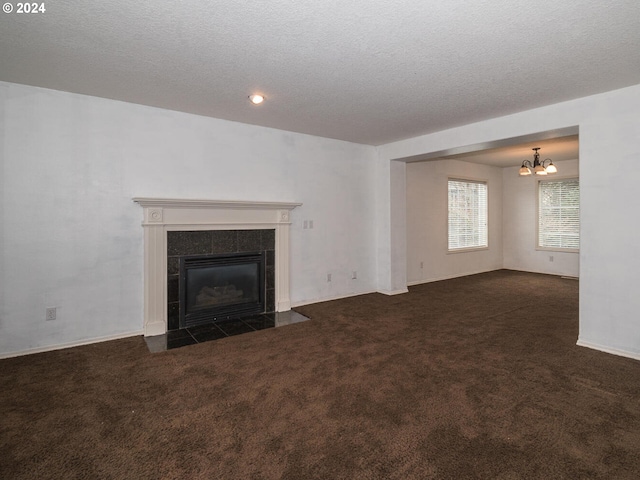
<box><xmin>186</xmin><ymin>263</ymin><xmax>259</xmax><ymax>312</ymax></box>
<box><xmin>180</xmin><ymin>252</ymin><xmax>265</xmax><ymax>327</ymax></box>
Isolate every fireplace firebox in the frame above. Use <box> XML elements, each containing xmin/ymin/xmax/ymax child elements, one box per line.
<box><xmin>179</xmin><ymin>252</ymin><xmax>265</xmax><ymax>328</ymax></box>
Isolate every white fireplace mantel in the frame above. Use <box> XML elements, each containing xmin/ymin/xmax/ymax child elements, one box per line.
<box><xmin>133</xmin><ymin>198</ymin><xmax>302</xmax><ymax>337</ymax></box>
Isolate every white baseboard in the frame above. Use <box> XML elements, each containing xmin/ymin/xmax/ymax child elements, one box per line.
<box><xmin>378</xmin><ymin>288</ymin><xmax>409</xmax><ymax>296</ymax></box>
<box><xmin>503</xmin><ymin>267</ymin><xmax>579</xmax><ymax>278</ymax></box>
<box><xmin>407</xmin><ymin>268</ymin><xmax>502</xmax><ymax>287</ymax></box>
<box><xmin>576</xmin><ymin>338</ymin><xmax>640</xmax><ymax>362</ymax></box>
<box><xmin>0</xmin><ymin>330</ymin><xmax>144</xmax><ymax>360</ymax></box>
<box><xmin>292</xmin><ymin>289</ymin><xmax>377</xmax><ymax>308</ymax></box>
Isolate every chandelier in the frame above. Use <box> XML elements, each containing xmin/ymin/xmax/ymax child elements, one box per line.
<box><xmin>518</xmin><ymin>148</ymin><xmax>557</xmax><ymax>176</ymax></box>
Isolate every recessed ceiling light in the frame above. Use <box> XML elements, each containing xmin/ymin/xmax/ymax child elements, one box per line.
<box><xmin>248</xmin><ymin>94</ymin><xmax>265</xmax><ymax>105</ymax></box>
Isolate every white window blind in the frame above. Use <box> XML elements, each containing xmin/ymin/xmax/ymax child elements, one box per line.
<box><xmin>538</xmin><ymin>179</ymin><xmax>579</xmax><ymax>250</ymax></box>
<box><xmin>448</xmin><ymin>179</ymin><xmax>488</xmax><ymax>250</ymax></box>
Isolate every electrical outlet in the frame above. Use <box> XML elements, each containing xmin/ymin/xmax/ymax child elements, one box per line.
<box><xmin>309</xmin><ymin>220</ymin><xmax>314</xmax><ymax>229</ymax></box>
<box><xmin>303</xmin><ymin>220</ymin><xmax>308</xmax><ymax>229</ymax></box>
<box><xmin>352</xmin><ymin>271</ymin><xmax>357</xmax><ymax>279</ymax></box>
<box><xmin>46</xmin><ymin>307</ymin><xmax>57</xmax><ymax>321</ymax></box>
<box><xmin>420</xmin><ymin>261</ymin><xmax>424</xmax><ymax>269</ymax></box>
<box><xmin>327</xmin><ymin>273</ymin><xmax>332</xmax><ymax>282</ymax></box>
<box><xmin>549</xmin><ymin>255</ymin><xmax>554</xmax><ymax>262</ymax></box>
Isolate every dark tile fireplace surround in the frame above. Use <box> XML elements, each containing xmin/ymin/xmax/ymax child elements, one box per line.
<box><xmin>167</xmin><ymin>229</ymin><xmax>276</xmax><ymax>331</ymax></box>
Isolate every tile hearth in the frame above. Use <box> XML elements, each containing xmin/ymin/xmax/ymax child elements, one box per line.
<box><xmin>144</xmin><ymin>310</ymin><xmax>310</xmax><ymax>353</ymax></box>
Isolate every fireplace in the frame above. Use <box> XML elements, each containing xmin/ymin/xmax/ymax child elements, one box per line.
<box><xmin>132</xmin><ymin>198</ymin><xmax>301</xmax><ymax>337</ymax></box>
<box><xmin>180</xmin><ymin>252</ymin><xmax>265</xmax><ymax>328</ymax></box>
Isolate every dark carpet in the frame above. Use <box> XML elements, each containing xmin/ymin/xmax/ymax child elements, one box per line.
<box><xmin>2</xmin><ymin>270</ymin><xmax>639</xmax><ymax>479</ymax></box>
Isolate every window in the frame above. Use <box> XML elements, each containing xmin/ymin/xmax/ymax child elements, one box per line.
<box><xmin>538</xmin><ymin>178</ymin><xmax>579</xmax><ymax>250</ymax></box>
<box><xmin>448</xmin><ymin>179</ymin><xmax>488</xmax><ymax>251</ymax></box>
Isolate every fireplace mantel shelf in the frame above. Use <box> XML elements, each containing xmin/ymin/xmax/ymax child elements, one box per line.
<box><xmin>133</xmin><ymin>197</ymin><xmax>302</xmax><ymax>336</ymax></box>
<box><xmin>133</xmin><ymin>198</ymin><xmax>302</xmax><ymax>210</ymax></box>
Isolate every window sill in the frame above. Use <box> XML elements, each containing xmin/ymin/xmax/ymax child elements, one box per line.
<box><xmin>536</xmin><ymin>247</ymin><xmax>579</xmax><ymax>253</ymax></box>
<box><xmin>447</xmin><ymin>246</ymin><xmax>489</xmax><ymax>254</ymax></box>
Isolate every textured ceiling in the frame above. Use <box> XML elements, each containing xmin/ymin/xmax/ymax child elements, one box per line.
<box><xmin>1</xmin><ymin>1</ymin><xmax>639</xmax><ymax>145</ymax></box>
